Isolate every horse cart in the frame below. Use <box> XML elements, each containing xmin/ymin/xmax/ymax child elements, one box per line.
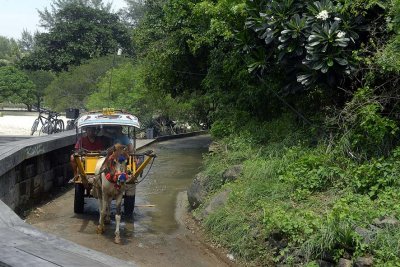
<box><xmin>71</xmin><ymin>109</ymin><xmax>156</xmax><ymax>219</ymax></box>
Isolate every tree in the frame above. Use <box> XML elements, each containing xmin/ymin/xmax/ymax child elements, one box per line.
<box><xmin>24</xmin><ymin>70</ymin><xmax>55</xmax><ymax>108</ymax></box>
<box><xmin>244</xmin><ymin>0</ymin><xmax>389</xmax><ymax>93</ymax></box>
<box><xmin>18</xmin><ymin>29</ymin><xmax>35</xmax><ymax>54</ymax></box>
<box><xmin>0</xmin><ymin>36</ymin><xmax>21</xmax><ymax>66</ymax></box>
<box><xmin>131</xmin><ymin>0</ymin><xmax>251</xmax><ymax>125</ymax></box>
<box><xmin>87</xmin><ymin>61</ymin><xmax>202</xmax><ymax>128</ymax></box>
<box><xmin>87</xmin><ymin>62</ymin><xmax>149</xmax><ymax>115</ymax></box>
<box><xmin>38</xmin><ymin>0</ymin><xmax>112</xmax><ymax>29</ymax></box>
<box><xmin>120</xmin><ymin>0</ymin><xmax>146</xmax><ymax>27</ymax></box>
<box><xmin>44</xmin><ymin>56</ymin><xmax>126</xmax><ymax>111</ymax></box>
<box><xmin>20</xmin><ymin>1</ymin><xmax>133</xmax><ymax>72</ymax></box>
<box><xmin>0</xmin><ymin>66</ymin><xmax>35</xmax><ymax>110</ymax></box>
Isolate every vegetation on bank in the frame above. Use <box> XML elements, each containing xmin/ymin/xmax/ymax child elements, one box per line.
<box><xmin>197</xmin><ymin>110</ymin><xmax>400</xmax><ymax>265</ymax></box>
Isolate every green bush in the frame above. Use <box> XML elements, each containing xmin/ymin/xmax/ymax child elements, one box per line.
<box><xmin>331</xmin><ymin>87</ymin><xmax>399</xmax><ymax>159</ymax></box>
<box><xmin>244</xmin><ymin>0</ymin><xmax>388</xmax><ymax>91</ymax></box>
<box><xmin>210</xmin><ymin>119</ymin><xmax>235</xmax><ymax>139</ymax></box>
<box><xmin>279</xmin><ymin>146</ymin><xmax>348</xmax><ymax>198</ymax></box>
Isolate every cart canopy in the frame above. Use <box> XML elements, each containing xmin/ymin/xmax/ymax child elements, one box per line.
<box><xmin>76</xmin><ymin>109</ymin><xmax>140</xmax><ymax>129</ymax></box>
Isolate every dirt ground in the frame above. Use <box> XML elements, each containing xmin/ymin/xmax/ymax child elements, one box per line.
<box><xmin>24</xmin><ymin>188</ymin><xmax>238</xmax><ymax>267</ymax></box>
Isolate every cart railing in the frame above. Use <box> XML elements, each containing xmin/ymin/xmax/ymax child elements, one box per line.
<box><xmin>73</xmin><ymin>149</ymin><xmax>156</xmax><ymax>185</ymax></box>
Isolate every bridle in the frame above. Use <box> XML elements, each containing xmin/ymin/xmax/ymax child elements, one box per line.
<box><xmin>102</xmin><ymin>148</ymin><xmax>129</xmax><ymax>190</ymax></box>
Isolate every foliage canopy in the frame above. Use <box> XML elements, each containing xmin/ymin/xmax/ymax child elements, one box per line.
<box><xmin>0</xmin><ymin>66</ymin><xmax>35</xmax><ymax>109</ymax></box>
<box><xmin>20</xmin><ymin>1</ymin><xmax>132</xmax><ymax>72</ymax></box>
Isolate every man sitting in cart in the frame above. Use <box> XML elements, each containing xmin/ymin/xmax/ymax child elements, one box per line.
<box><xmin>101</xmin><ymin>126</ymin><xmax>134</xmax><ymax>153</ymax></box>
<box><xmin>70</xmin><ymin>126</ymin><xmax>105</xmax><ymax>177</ymax></box>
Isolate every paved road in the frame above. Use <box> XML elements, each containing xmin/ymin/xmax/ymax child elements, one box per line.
<box><xmin>0</xmin><ymin>200</ymin><xmax>136</xmax><ymax>267</ymax></box>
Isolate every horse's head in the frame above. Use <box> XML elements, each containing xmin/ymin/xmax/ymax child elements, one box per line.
<box><xmin>104</xmin><ymin>144</ymin><xmax>130</xmax><ymax>187</ymax></box>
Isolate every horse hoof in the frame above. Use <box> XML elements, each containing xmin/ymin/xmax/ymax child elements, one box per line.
<box><xmin>96</xmin><ymin>226</ymin><xmax>104</xmax><ymax>234</ymax></box>
<box><xmin>114</xmin><ymin>236</ymin><xmax>121</xmax><ymax>244</ymax></box>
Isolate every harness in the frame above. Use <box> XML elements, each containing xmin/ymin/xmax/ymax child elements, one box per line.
<box><xmin>103</xmin><ymin>154</ymin><xmax>128</xmax><ymax>190</ymax></box>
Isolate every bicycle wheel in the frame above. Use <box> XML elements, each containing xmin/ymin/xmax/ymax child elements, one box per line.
<box><xmin>39</xmin><ymin>122</ymin><xmax>51</xmax><ymax>135</ymax></box>
<box><xmin>30</xmin><ymin>119</ymin><xmax>39</xmax><ymax>135</ymax></box>
<box><xmin>66</xmin><ymin>120</ymin><xmax>76</xmax><ymax>130</ymax></box>
<box><xmin>54</xmin><ymin>119</ymin><xmax>65</xmax><ymax>133</ymax></box>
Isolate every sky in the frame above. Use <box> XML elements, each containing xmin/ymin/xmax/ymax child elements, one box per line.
<box><xmin>0</xmin><ymin>0</ymin><xmax>127</xmax><ymax>40</ymax></box>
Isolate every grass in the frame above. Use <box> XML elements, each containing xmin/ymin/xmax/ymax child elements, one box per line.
<box><xmin>194</xmin><ymin>127</ymin><xmax>400</xmax><ymax>265</ymax></box>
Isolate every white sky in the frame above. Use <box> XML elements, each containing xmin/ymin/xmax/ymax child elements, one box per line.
<box><xmin>0</xmin><ymin>0</ymin><xmax>128</xmax><ymax>40</ymax></box>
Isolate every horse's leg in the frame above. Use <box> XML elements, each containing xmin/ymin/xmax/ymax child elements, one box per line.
<box><xmin>114</xmin><ymin>193</ymin><xmax>124</xmax><ymax>244</ymax></box>
<box><xmin>97</xmin><ymin>201</ymin><xmax>106</xmax><ymax>234</ymax></box>
<box><xmin>94</xmin><ymin>158</ymin><xmax>106</xmax><ymax>234</ymax></box>
<box><xmin>105</xmin><ymin>204</ymin><xmax>111</xmax><ymax>224</ymax></box>
<box><xmin>97</xmin><ymin>182</ymin><xmax>107</xmax><ymax>234</ymax></box>
<box><xmin>97</xmin><ymin>189</ymin><xmax>104</xmax><ymax>234</ymax></box>
<box><xmin>96</xmin><ymin>179</ymin><xmax>103</xmax><ymax>222</ymax></box>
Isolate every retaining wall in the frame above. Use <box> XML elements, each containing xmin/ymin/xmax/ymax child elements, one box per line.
<box><xmin>0</xmin><ymin>131</ymin><xmax>76</xmax><ymax>213</ymax></box>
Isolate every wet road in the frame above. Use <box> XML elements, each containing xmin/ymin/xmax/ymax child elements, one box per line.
<box><xmin>25</xmin><ymin>135</ymin><xmax>236</xmax><ymax>267</ymax></box>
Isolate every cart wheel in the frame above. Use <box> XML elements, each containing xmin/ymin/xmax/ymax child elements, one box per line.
<box><xmin>124</xmin><ymin>195</ymin><xmax>135</xmax><ymax>217</ymax></box>
<box><xmin>74</xmin><ymin>183</ymin><xmax>85</xmax><ymax>213</ymax></box>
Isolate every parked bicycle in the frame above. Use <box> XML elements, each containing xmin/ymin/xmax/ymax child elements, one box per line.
<box><xmin>66</xmin><ymin>119</ymin><xmax>77</xmax><ymax>130</ymax></box>
<box><xmin>65</xmin><ymin>108</ymin><xmax>80</xmax><ymax>131</ymax></box>
<box><xmin>30</xmin><ymin>107</ymin><xmax>65</xmax><ymax>136</ymax></box>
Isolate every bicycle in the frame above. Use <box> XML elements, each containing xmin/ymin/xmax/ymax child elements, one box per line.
<box><xmin>41</xmin><ymin>111</ymin><xmax>64</xmax><ymax>135</ymax></box>
<box><xmin>30</xmin><ymin>107</ymin><xmax>65</xmax><ymax>135</ymax></box>
<box><xmin>65</xmin><ymin>108</ymin><xmax>80</xmax><ymax>131</ymax></box>
<box><xmin>66</xmin><ymin>119</ymin><xmax>77</xmax><ymax>130</ymax></box>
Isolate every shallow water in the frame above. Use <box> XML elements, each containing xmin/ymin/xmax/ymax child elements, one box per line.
<box><xmin>135</xmin><ymin>135</ymin><xmax>211</xmax><ymax>234</ymax></box>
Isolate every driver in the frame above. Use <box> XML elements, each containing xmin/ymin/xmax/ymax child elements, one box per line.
<box><xmin>74</xmin><ymin>127</ymin><xmax>104</xmax><ymax>151</ymax></box>
<box><xmin>70</xmin><ymin>126</ymin><xmax>105</xmax><ymax>178</ymax></box>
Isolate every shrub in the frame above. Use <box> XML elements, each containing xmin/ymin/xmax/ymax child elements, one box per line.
<box><xmin>244</xmin><ymin>0</ymin><xmax>388</xmax><ymax>91</ymax></box>
<box><xmin>331</xmin><ymin>87</ymin><xmax>399</xmax><ymax>159</ymax></box>
<box><xmin>279</xmin><ymin>147</ymin><xmax>347</xmax><ymax>198</ymax></box>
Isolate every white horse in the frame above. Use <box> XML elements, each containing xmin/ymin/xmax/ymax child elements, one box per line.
<box><xmin>94</xmin><ymin>144</ymin><xmax>130</xmax><ymax>244</ymax></box>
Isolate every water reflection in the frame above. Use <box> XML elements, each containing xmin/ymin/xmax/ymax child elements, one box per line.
<box><xmin>135</xmin><ymin>135</ymin><xmax>211</xmax><ymax>234</ymax></box>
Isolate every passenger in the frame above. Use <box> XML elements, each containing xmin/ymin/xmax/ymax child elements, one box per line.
<box><xmin>101</xmin><ymin>126</ymin><xmax>134</xmax><ymax>153</ymax></box>
<box><xmin>70</xmin><ymin>127</ymin><xmax>105</xmax><ymax>177</ymax></box>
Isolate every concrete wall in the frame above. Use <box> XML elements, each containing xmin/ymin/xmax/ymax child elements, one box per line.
<box><xmin>0</xmin><ymin>131</ymin><xmax>75</xmax><ymax>213</ymax></box>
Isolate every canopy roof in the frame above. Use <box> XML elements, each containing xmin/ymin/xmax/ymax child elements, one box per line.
<box><xmin>76</xmin><ymin>109</ymin><xmax>140</xmax><ymax>129</ymax></box>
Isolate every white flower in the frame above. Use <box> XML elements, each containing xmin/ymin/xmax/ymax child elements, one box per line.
<box><xmin>337</xmin><ymin>31</ymin><xmax>346</xmax><ymax>38</ymax></box>
<box><xmin>316</xmin><ymin>10</ymin><xmax>329</xmax><ymax>20</ymax></box>
<box><xmin>334</xmin><ymin>17</ymin><xmax>341</xmax><ymax>21</ymax></box>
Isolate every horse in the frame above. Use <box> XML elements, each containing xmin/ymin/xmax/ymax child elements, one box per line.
<box><xmin>94</xmin><ymin>143</ymin><xmax>131</xmax><ymax>244</ymax></box>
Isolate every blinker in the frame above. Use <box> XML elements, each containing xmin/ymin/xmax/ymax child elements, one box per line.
<box><xmin>118</xmin><ymin>155</ymin><xmax>126</xmax><ymax>163</ymax></box>
<box><xmin>119</xmin><ymin>173</ymin><xmax>127</xmax><ymax>182</ymax></box>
